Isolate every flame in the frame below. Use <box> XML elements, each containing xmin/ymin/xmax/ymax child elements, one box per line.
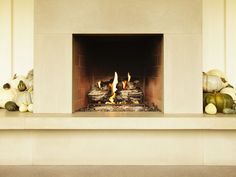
<box><xmin>128</xmin><ymin>72</ymin><xmax>131</xmax><ymax>82</ymax></box>
<box><xmin>122</xmin><ymin>73</ymin><xmax>131</xmax><ymax>89</ymax></box>
<box><xmin>112</xmin><ymin>72</ymin><xmax>118</xmax><ymax>93</ymax></box>
<box><xmin>109</xmin><ymin>93</ymin><xmax>116</xmax><ymax>103</ymax></box>
<box><xmin>108</xmin><ymin>72</ymin><xmax>118</xmax><ymax>104</ymax></box>
<box><xmin>122</xmin><ymin>81</ymin><xmax>127</xmax><ymax>89</ymax></box>
<box><xmin>97</xmin><ymin>81</ymin><xmax>101</xmax><ymax>89</ymax></box>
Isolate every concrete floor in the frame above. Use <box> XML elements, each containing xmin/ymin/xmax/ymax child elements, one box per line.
<box><xmin>0</xmin><ymin>166</ymin><xmax>236</xmax><ymax>177</ymax></box>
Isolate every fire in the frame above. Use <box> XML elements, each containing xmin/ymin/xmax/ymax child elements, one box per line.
<box><xmin>108</xmin><ymin>72</ymin><xmax>118</xmax><ymax>103</ymax></box>
<box><xmin>97</xmin><ymin>81</ymin><xmax>101</xmax><ymax>89</ymax></box>
<box><xmin>106</xmin><ymin>72</ymin><xmax>131</xmax><ymax>104</ymax></box>
<box><xmin>128</xmin><ymin>72</ymin><xmax>131</xmax><ymax>82</ymax></box>
<box><xmin>122</xmin><ymin>81</ymin><xmax>127</xmax><ymax>89</ymax></box>
<box><xmin>122</xmin><ymin>72</ymin><xmax>131</xmax><ymax>89</ymax></box>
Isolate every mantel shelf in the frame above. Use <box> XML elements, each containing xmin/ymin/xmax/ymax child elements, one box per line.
<box><xmin>0</xmin><ymin>110</ymin><xmax>236</xmax><ymax>130</ymax></box>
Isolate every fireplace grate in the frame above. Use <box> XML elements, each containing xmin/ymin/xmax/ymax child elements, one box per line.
<box><xmin>78</xmin><ymin>103</ymin><xmax>159</xmax><ymax>112</ymax></box>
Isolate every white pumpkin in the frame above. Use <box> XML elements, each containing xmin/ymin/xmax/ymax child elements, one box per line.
<box><xmin>205</xmin><ymin>103</ymin><xmax>217</xmax><ymax>115</ymax></box>
<box><xmin>10</xmin><ymin>75</ymin><xmax>30</xmax><ymax>90</ymax></box>
<box><xmin>0</xmin><ymin>88</ymin><xmax>18</xmax><ymax>108</ymax></box>
<box><xmin>207</xmin><ymin>69</ymin><xmax>228</xmax><ymax>81</ymax></box>
<box><xmin>220</xmin><ymin>87</ymin><xmax>236</xmax><ymax>101</ymax></box>
<box><xmin>19</xmin><ymin>104</ymin><xmax>28</xmax><ymax>112</ymax></box>
<box><xmin>15</xmin><ymin>91</ymin><xmax>32</xmax><ymax>107</ymax></box>
<box><xmin>203</xmin><ymin>73</ymin><xmax>228</xmax><ymax>92</ymax></box>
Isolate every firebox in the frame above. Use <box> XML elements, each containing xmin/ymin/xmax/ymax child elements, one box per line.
<box><xmin>73</xmin><ymin>34</ymin><xmax>163</xmax><ymax>112</ymax></box>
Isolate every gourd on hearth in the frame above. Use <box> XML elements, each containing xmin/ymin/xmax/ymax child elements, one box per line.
<box><xmin>18</xmin><ymin>80</ymin><xmax>27</xmax><ymax>92</ymax></box>
<box><xmin>203</xmin><ymin>69</ymin><xmax>236</xmax><ymax>114</ymax></box>
<box><xmin>203</xmin><ymin>92</ymin><xmax>234</xmax><ymax>113</ymax></box>
<box><xmin>15</xmin><ymin>91</ymin><xmax>32</xmax><ymax>107</ymax></box>
<box><xmin>0</xmin><ymin>69</ymin><xmax>34</xmax><ymax>112</ymax></box>
<box><xmin>0</xmin><ymin>86</ymin><xmax>17</xmax><ymax>108</ymax></box>
<box><xmin>27</xmin><ymin>104</ymin><xmax>33</xmax><ymax>112</ymax></box>
<box><xmin>207</xmin><ymin>69</ymin><xmax>228</xmax><ymax>82</ymax></box>
<box><xmin>220</xmin><ymin>87</ymin><xmax>236</xmax><ymax>102</ymax></box>
<box><xmin>5</xmin><ymin>101</ymin><xmax>19</xmax><ymax>111</ymax></box>
<box><xmin>8</xmin><ymin>70</ymin><xmax>33</xmax><ymax>90</ymax></box>
<box><xmin>19</xmin><ymin>104</ymin><xmax>28</xmax><ymax>112</ymax></box>
<box><xmin>15</xmin><ymin>83</ymin><xmax>33</xmax><ymax>112</ymax></box>
<box><xmin>10</xmin><ymin>75</ymin><xmax>29</xmax><ymax>90</ymax></box>
<box><xmin>202</xmin><ymin>72</ymin><xmax>228</xmax><ymax>92</ymax></box>
<box><xmin>205</xmin><ymin>103</ymin><xmax>217</xmax><ymax>115</ymax></box>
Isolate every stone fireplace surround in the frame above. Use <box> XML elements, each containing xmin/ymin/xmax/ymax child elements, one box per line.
<box><xmin>34</xmin><ymin>0</ymin><xmax>202</xmax><ymax>114</ymax></box>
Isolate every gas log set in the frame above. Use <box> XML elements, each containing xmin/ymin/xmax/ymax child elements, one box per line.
<box><xmin>81</xmin><ymin>72</ymin><xmax>159</xmax><ymax>112</ymax></box>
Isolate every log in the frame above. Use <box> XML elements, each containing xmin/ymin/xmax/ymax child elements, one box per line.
<box><xmin>118</xmin><ymin>89</ymin><xmax>143</xmax><ymax>103</ymax></box>
<box><xmin>88</xmin><ymin>89</ymin><xmax>110</xmax><ymax>102</ymax></box>
<box><xmin>82</xmin><ymin>76</ymin><xmax>160</xmax><ymax>112</ymax></box>
<box><xmin>87</xmin><ymin>79</ymin><xmax>143</xmax><ymax>104</ymax></box>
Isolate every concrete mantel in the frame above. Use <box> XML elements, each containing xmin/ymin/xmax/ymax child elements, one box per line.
<box><xmin>1</xmin><ymin>110</ymin><xmax>236</xmax><ymax>130</ymax></box>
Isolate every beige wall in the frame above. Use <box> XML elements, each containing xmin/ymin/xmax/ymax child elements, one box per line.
<box><xmin>203</xmin><ymin>0</ymin><xmax>236</xmax><ymax>86</ymax></box>
<box><xmin>0</xmin><ymin>0</ymin><xmax>12</xmax><ymax>86</ymax></box>
<box><xmin>12</xmin><ymin>0</ymin><xmax>34</xmax><ymax>75</ymax></box>
<box><xmin>0</xmin><ymin>0</ymin><xmax>33</xmax><ymax>86</ymax></box>
<box><xmin>226</xmin><ymin>0</ymin><xmax>236</xmax><ymax>86</ymax></box>
<box><xmin>202</xmin><ymin>0</ymin><xmax>225</xmax><ymax>72</ymax></box>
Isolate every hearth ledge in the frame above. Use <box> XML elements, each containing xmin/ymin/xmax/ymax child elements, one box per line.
<box><xmin>0</xmin><ymin>110</ymin><xmax>236</xmax><ymax>130</ymax></box>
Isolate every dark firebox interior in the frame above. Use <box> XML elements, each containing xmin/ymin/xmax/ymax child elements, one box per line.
<box><xmin>73</xmin><ymin>34</ymin><xmax>163</xmax><ymax>112</ymax></box>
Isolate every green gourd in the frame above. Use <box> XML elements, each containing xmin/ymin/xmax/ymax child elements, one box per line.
<box><xmin>223</xmin><ymin>108</ymin><xmax>236</xmax><ymax>114</ymax></box>
<box><xmin>203</xmin><ymin>92</ymin><xmax>234</xmax><ymax>113</ymax></box>
<box><xmin>3</xmin><ymin>83</ymin><xmax>10</xmax><ymax>89</ymax></box>
<box><xmin>18</xmin><ymin>80</ymin><xmax>27</xmax><ymax>92</ymax></box>
<box><xmin>5</xmin><ymin>101</ymin><xmax>19</xmax><ymax>111</ymax></box>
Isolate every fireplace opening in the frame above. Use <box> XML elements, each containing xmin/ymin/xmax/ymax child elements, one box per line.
<box><xmin>73</xmin><ymin>34</ymin><xmax>163</xmax><ymax>112</ymax></box>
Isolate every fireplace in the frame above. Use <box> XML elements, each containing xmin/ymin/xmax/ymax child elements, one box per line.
<box><xmin>73</xmin><ymin>34</ymin><xmax>163</xmax><ymax>112</ymax></box>
<box><xmin>34</xmin><ymin>0</ymin><xmax>202</xmax><ymax>114</ymax></box>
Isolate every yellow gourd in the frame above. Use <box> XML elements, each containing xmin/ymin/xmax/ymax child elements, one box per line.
<box><xmin>205</xmin><ymin>103</ymin><xmax>217</xmax><ymax>115</ymax></box>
